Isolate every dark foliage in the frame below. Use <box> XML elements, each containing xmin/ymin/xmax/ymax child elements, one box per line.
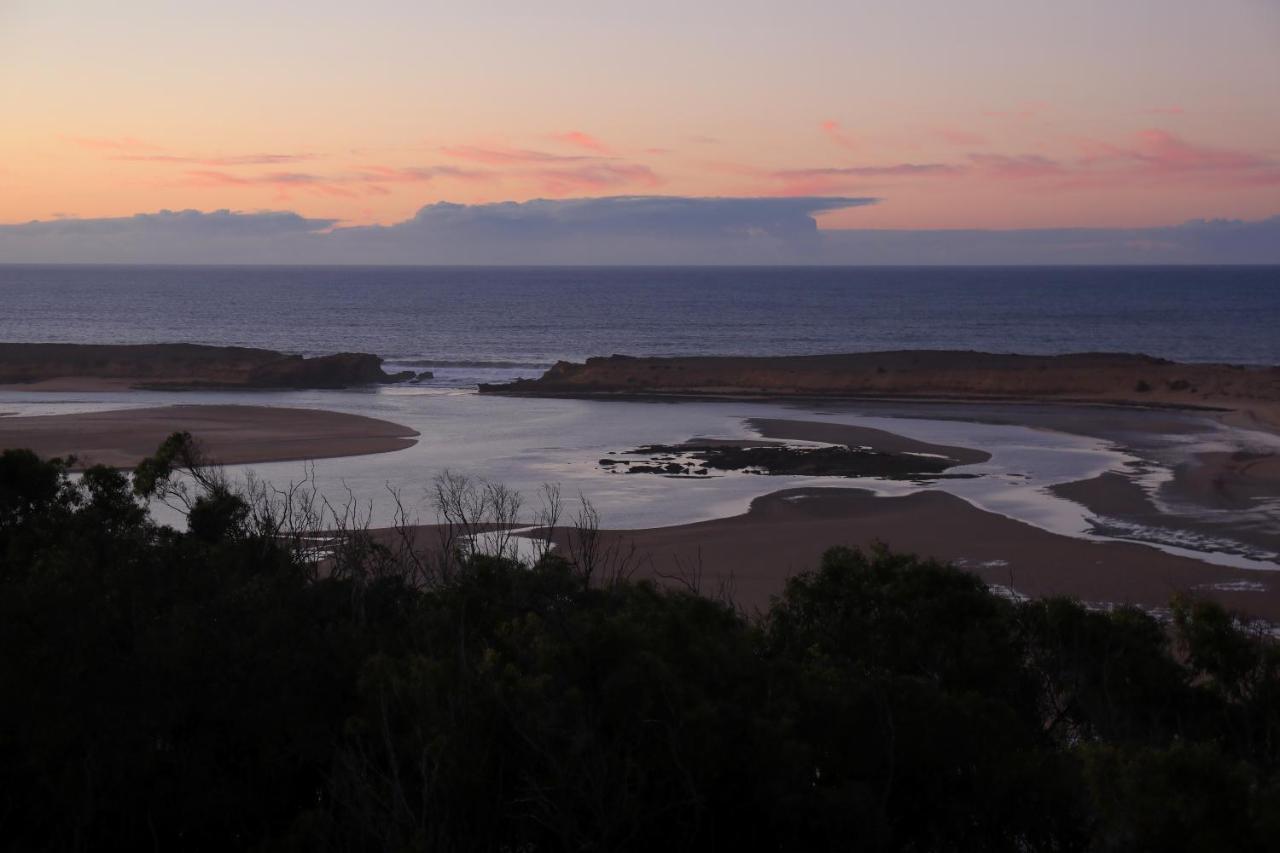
<box><xmin>1</xmin><ymin>442</ymin><xmax>1277</xmax><ymax>851</ymax></box>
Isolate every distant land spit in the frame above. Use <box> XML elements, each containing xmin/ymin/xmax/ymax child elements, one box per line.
<box><xmin>0</xmin><ymin>343</ymin><xmax>417</xmax><ymax>390</ymax></box>
<box><xmin>480</xmin><ymin>351</ymin><xmax>1280</xmax><ymax>430</ymax></box>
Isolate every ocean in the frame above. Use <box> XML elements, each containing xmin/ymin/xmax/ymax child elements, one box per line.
<box><xmin>1</xmin><ymin>266</ymin><xmax>1277</xmax><ymax>389</ymax></box>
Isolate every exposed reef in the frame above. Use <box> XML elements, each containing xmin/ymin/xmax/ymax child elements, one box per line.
<box><xmin>602</xmin><ymin>440</ymin><xmax>970</xmax><ymax>480</ymax></box>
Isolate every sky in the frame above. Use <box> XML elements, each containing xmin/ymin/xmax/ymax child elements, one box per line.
<box><xmin>1</xmin><ymin>0</ymin><xmax>1278</xmax><ymax>262</ymax></box>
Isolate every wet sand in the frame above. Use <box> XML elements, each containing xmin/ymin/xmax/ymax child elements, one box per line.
<box><xmin>589</xmin><ymin>407</ymin><xmax>1278</xmax><ymax>588</ymax></box>
<box><xmin>746</xmin><ymin>417</ymin><xmax>992</xmax><ymax>464</ymax></box>
<box><xmin>745</xmin><ymin>402</ymin><xmax>1279</xmax><ymax>565</ymax></box>
<box><xmin>544</xmin><ymin>408</ymin><xmax>1280</xmax><ymax>619</ymax></box>
<box><xmin>1052</xmin><ymin>467</ymin><xmax>1280</xmax><ymax>559</ymax></box>
<box><xmin>1045</xmin><ymin>425</ymin><xmax>1280</xmax><ymax>560</ymax></box>
<box><xmin>0</xmin><ymin>404</ymin><xmax>420</xmax><ymax>468</ymax></box>
<box><xmin>1172</xmin><ymin>450</ymin><xmax>1280</xmax><ymax>511</ymax></box>
<box><xmin>581</xmin><ymin>488</ymin><xmax>1279</xmax><ymax>619</ymax></box>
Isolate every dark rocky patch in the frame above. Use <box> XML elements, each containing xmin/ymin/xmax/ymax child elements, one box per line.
<box><xmin>607</xmin><ymin>442</ymin><xmax>957</xmax><ymax>479</ymax></box>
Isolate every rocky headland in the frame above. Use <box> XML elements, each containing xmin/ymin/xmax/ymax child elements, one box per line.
<box><xmin>0</xmin><ymin>343</ymin><xmax>416</xmax><ymax>390</ymax></box>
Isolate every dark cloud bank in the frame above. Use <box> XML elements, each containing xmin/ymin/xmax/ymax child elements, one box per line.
<box><xmin>1</xmin><ymin>196</ymin><xmax>1277</xmax><ymax>264</ymax></box>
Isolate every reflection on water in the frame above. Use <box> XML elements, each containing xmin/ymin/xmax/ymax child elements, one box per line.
<box><xmin>2</xmin><ymin>385</ymin><xmax>1276</xmax><ymax>571</ymax></box>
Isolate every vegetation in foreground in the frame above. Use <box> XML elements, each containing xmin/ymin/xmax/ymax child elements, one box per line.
<box><xmin>1</xmin><ymin>437</ymin><xmax>1279</xmax><ymax>851</ymax></box>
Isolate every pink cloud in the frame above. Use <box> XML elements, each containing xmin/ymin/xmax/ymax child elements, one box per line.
<box><xmin>966</xmin><ymin>132</ymin><xmax>1280</xmax><ymax>188</ymax></box>
<box><xmin>820</xmin><ymin>120</ymin><xmax>857</xmax><ymax>150</ymax></box>
<box><xmin>354</xmin><ymin>165</ymin><xmax>488</xmax><ymax>184</ymax></box>
<box><xmin>767</xmin><ymin>162</ymin><xmax>964</xmax><ymax>194</ymax></box>
<box><xmin>182</xmin><ymin>170</ymin><xmax>358</xmax><ymax>198</ymax></box>
<box><xmin>440</xmin><ymin>145</ymin><xmax>592</xmax><ymax>165</ymax></box>
<box><xmin>981</xmin><ymin>100</ymin><xmax>1050</xmax><ymax>121</ymax></box>
<box><xmin>968</xmin><ymin>153</ymin><xmax>1065</xmax><ymax>180</ymax></box>
<box><xmin>532</xmin><ymin>163</ymin><xmax>660</xmax><ymax>195</ymax></box>
<box><xmin>66</xmin><ymin>136</ymin><xmax>158</xmax><ymax>151</ymax></box>
<box><xmin>71</xmin><ymin>138</ymin><xmax>321</xmax><ymax>167</ymax></box>
<box><xmin>1140</xmin><ymin>106</ymin><xmax>1185</xmax><ymax>116</ymax></box>
<box><xmin>935</xmin><ymin>127</ymin><xmax>988</xmax><ymax>146</ymax></box>
<box><xmin>1074</xmin><ymin>129</ymin><xmax>1279</xmax><ymax>185</ymax></box>
<box><xmin>779</xmin><ymin>163</ymin><xmax>963</xmax><ymax>179</ymax></box>
<box><xmin>730</xmin><ymin>127</ymin><xmax>1279</xmax><ymax>198</ymax></box>
<box><xmin>182</xmin><ymin>170</ymin><xmax>257</xmax><ymax>187</ymax></box>
<box><xmin>178</xmin><ymin>164</ymin><xmax>488</xmax><ymax>199</ymax></box>
<box><xmin>1128</xmin><ymin>129</ymin><xmax>1266</xmax><ymax>172</ymax></box>
<box><xmin>115</xmin><ymin>152</ymin><xmax>316</xmax><ymax>166</ymax></box>
<box><xmin>551</xmin><ymin>130</ymin><xmax>612</xmax><ymax>154</ymax></box>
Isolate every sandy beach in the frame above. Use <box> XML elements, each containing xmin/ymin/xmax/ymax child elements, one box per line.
<box><xmin>0</xmin><ymin>404</ymin><xmax>420</xmax><ymax>468</ymax></box>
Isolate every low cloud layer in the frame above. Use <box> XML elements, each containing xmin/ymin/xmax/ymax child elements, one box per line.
<box><xmin>1</xmin><ymin>196</ymin><xmax>1276</xmax><ymax>265</ymax></box>
<box><xmin>0</xmin><ymin>197</ymin><xmax>870</xmax><ymax>264</ymax></box>
<box><xmin>0</xmin><ymin>209</ymin><xmax>337</xmax><ymax>264</ymax></box>
<box><xmin>821</xmin><ymin>216</ymin><xmax>1280</xmax><ymax>265</ymax></box>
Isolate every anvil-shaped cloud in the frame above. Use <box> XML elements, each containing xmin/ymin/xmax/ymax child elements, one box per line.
<box><xmin>1</xmin><ymin>196</ymin><xmax>1277</xmax><ymax>264</ymax></box>
<box><xmin>0</xmin><ymin>197</ymin><xmax>871</xmax><ymax>264</ymax></box>
<box><xmin>325</xmin><ymin>196</ymin><xmax>872</xmax><ymax>263</ymax></box>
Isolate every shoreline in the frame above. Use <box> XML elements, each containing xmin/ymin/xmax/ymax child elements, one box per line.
<box><xmin>487</xmin><ymin>388</ymin><xmax>1278</xmax><ymax>435</ymax></box>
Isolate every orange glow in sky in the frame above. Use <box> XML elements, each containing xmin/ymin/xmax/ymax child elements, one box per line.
<box><xmin>1</xmin><ymin>0</ymin><xmax>1277</xmax><ymax>229</ymax></box>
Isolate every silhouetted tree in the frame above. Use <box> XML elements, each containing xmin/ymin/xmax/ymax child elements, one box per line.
<box><xmin>1</xmin><ymin>439</ymin><xmax>1277</xmax><ymax>851</ymax></box>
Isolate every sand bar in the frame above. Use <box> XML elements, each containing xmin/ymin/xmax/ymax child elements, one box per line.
<box><xmin>746</xmin><ymin>417</ymin><xmax>992</xmax><ymax>465</ymax></box>
<box><xmin>0</xmin><ymin>404</ymin><xmax>419</xmax><ymax>469</ymax></box>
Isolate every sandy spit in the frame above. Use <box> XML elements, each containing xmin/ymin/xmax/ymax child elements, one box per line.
<box><xmin>0</xmin><ymin>404</ymin><xmax>419</xmax><ymax>469</ymax></box>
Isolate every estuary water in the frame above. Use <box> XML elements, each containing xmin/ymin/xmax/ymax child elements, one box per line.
<box><xmin>1</xmin><ymin>264</ymin><xmax>1277</xmax><ymax>568</ymax></box>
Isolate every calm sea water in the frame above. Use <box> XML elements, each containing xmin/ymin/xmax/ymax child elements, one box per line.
<box><xmin>2</xmin><ymin>266</ymin><xmax>1277</xmax><ymax>382</ymax></box>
